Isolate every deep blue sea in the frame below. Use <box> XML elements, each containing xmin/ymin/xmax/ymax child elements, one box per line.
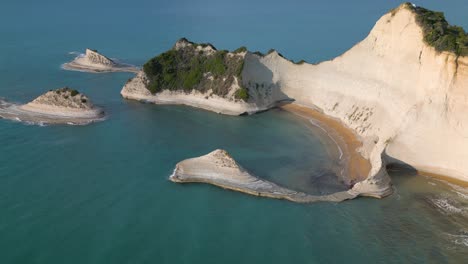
<box><xmin>1</xmin><ymin>0</ymin><xmax>468</xmax><ymax>263</ymax></box>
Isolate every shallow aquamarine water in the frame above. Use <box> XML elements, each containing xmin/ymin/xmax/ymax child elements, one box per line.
<box><xmin>1</xmin><ymin>0</ymin><xmax>467</xmax><ymax>263</ymax></box>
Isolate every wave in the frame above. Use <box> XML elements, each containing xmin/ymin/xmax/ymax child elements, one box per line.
<box><xmin>431</xmin><ymin>198</ymin><xmax>463</xmax><ymax>214</ymax></box>
<box><xmin>308</xmin><ymin>119</ymin><xmax>343</xmax><ymax>160</ymax></box>
<box><xmin>446</xmin><ymin>232</ymin><xmax>468</xmax><ymax>248</ymax></box>
<box><xmin>446</xmin><ymin>183</ymin><xmax>468</xmax><ymax>200</ymax></box>
<box><xmin>68</xmin><ymin>51</ymin><xmax>84</xmax><ymax>56</ymax></box>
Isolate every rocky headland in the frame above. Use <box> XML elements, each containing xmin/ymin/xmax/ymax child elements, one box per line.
<box><xmin>125</xmin><ymin>3</ymin><xmax>468</xmax><ymax>201</ymax></box>
<box><xmin>121</xmin><ymin>38</ymin><xmax>291</xmax><ymax>115</ymax></box>
<box><xmin>0</xmin><ymin>87</ymin><xmax>105</xmax><ymax>125</ymax></box>
<box><xmin>63</xmin><ymin>49</ymin><xmax>139</xmax><ymax>73</ymax></box>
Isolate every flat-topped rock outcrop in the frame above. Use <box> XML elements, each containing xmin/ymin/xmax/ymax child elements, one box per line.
<box><xmin>0</xmin><ymin>87</ymin><xmax>104</xmax><ymax>125</ymax></box>
<box><xmin>63</xmin><ymin>48</ymin><xmax>139</xmax><ymax>73</ymax></box>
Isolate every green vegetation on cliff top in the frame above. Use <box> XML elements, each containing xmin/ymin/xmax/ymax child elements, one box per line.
<box><xmin>143</xmin><ymin>39</ymin><xmax>249</xmax><ymax>101</ymax></box>
<box><xmin>403</xmin><ymin>3</ymin><xmax>468</xmax><ymax>56</ymax></box>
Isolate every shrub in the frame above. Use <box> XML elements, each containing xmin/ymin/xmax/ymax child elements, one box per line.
<box><xmin>142</xmin><ymin>40</ymin><xmax>245</xmax><ymax>97</ymax></box>
<box><xmin>236</xmin><ymin>61</ymin><xmax>244</xmax><ymax>76</ymax></box>
<box><xmin>410</xmin><ymin>5</ymin><xmax>468</xmax><ymax>56</ymax></box>
<box><xmin>70</xmin><ymin>89</ymin><xmax>79</xmax><ymax>96</ymax></box>
<box><xmin>183</xmin><ymin>67</ymin><xmax>203</xmax><ymax>89</ymax></box>
<box><xmin>205</xmin><ymin>51</ymin><xmax>226</xmax><ymax>75</ymax></box>
<box><xmin>235</xmin><ymin>87</ymin><xmax>249</xmax><ymax>101</ymax></box>
<box><xmin>233</xmin><ymin>46</ymin><xmax>247</xmax><ymax>53</ymax></box>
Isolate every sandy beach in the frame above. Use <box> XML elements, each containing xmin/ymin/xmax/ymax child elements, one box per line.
<box><xmin>282</xmin><ymin>104</ymin><xmax>468</xmax><ymax>190</ymax></box>
<box><xmin>280</xmin><ymin>103</ymin><xmax>371</xmax><ymax>185</ymax></box>
<box><xmin>169</xmin><ymin>103</ymin><xmax>391</xmax><ymax>203</ymax></box>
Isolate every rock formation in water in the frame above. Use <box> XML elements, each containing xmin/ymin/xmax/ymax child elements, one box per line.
<box><xmin>0</xmin><ymin>87</ymin><xmax>104</xmax><ymax>125</ymax></box>
<box><xmin>127</xmin><ymin>3</ymin><xmax>468</xmax><ymax>191</ymax></box>
<box><xmin>24</xmin><ymin>87</ymin><xmax>95</xmax><ymax>110</ymax></box>
<box><xmin>121</xmin><ymin>38</ymin><xmax>290</xmax><ymax>115</ymax></box>
<box><xmin>170</xmin><ymin>149</ymin><xmax>358</xmax><ymax>202</ymax></box>
<box><xmin>84</xmin><ymin>49</ymin><xmax>116</xmax><ymax>66</ymax></box>
<box><xmin>63</xmin><ymin>48</ymin><xmax>139</xmax><ymax>73</ymax></box>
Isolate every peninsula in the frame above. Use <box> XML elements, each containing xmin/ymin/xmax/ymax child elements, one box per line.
<box><xmin>63</xmin><ymin>48</ymin><xmax>139</xmax><ymax>73</ymax></box>
<box><xmin>0</xmin><ymin>87</ymin><xmax>105</xmax><ymax>125</ymax></box>
<box><xmin>125</xmin><ymin>3</ymin><xmax>468</xmax><ymax>201</ymax></box>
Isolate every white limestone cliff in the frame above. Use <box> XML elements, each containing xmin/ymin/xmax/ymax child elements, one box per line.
<box><xmin>125</xmin><ymin>4</ymin><xmax>468</xmax><ymax>191</ymax></box>
<box><xmin>241</xmin><ymin>4</ymin><xmax>468</xmax><ymax>186</ymax></box>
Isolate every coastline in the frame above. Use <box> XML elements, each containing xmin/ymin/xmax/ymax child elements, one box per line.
<box><xmin>280</xmin><ymin>103</ymin><xmax>371</xmax><ymax>185</ymax></box>
<box><xmin>282</xmin><ymin>104</ymin><xmax>468</xmax><ymax>190</ymax></box>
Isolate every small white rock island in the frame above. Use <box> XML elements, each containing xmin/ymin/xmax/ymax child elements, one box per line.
<box><xmin>0</xmin><ymin>87</ymin><xmax>105</xmax><ymax>125</ymax></box>
<box><xmin>63</xmin><ymin>49</ymin><xmax>139</xmax><ymax>73</ymax></box>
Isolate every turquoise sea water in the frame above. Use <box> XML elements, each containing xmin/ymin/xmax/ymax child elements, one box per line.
<box><xmin>1</xmin><ymin>0</ymin><xmax>468</xmax><ymax>263</ymax></box>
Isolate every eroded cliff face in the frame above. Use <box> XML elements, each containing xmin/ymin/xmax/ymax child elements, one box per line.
<box><xmin>84</xmin><ymin>49</ymin><xmax>116</xmax><ymax>66</ymax></box>
<box><xmin>242</xmin><ymin>5</ymin><xmax>468</xmax><ymax>183</ymax></box>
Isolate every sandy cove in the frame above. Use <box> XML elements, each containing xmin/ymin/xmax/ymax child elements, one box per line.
<box><xmin>133</xmin><ymin>4</ymin><xmax>468</xmax><ymax>196</ymax></box>
<box><xmin>170</xmin><ymin>104</ymin><xmax>392</xmax><ymax>203</ymax></box>
<box><xmin>284</xmin><ymin>104</ymin><xmax>468</xmax><ymax>189</ymax></box>
<box><xmin>280</xmin><ymin>103</ymin><xmax>371</xmax><ymax>185</ymax></box>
